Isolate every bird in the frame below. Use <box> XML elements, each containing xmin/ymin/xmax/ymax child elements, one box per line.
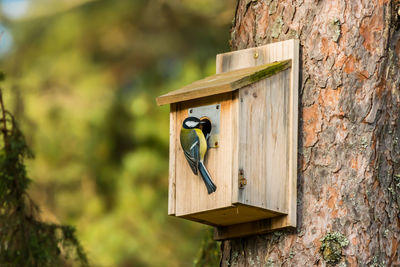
<box><xmin>180</xmin><ymin>116</ymin><xmax>217</xmax><ymax>194</ymax></box>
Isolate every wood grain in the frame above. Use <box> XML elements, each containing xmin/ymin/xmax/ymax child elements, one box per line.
<box><xmin>215</xmin><ymin>39</ymin><xmax>299</xmax><ymax>237</ymax></box>
<box><xmin>168</xmin><ymin>103</ymin><xmax>177</xmax><ymax>215</ymax></box>
<box><xmin>156</xmin><ymin>60</ymin><xmax>291</xmax><ymax>106</ymax></box>
<box><xmin>183</xmin><ymin>204</ymin><xmax>284</xmax><ymax>227</ymax></box>
<box><xmin>231</xmin><ymin>91</ymin><xmax>239</xmax><ymax>204</ymax></box>
<box><xmin>174</xmin><ymin>93</ymin><xmax>234</xmax><ymax>216</ymax></box>
<box><xmin>237</xmin><ymin>70</ymin><xmax>290</xmax><ymax>213</ymax></box>
<box><xmin>165</xmin><ymin>39</ymin><xmax>299</xmax><ymax>233</ymax></box>
<box><xmin>213</xmin><ymin>216</ymin><xmax>287</xmax><ymax>240</ymax></box>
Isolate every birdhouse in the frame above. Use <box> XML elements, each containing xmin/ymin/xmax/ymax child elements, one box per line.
<box><xmin>156</xmin><ymin>40</ymin><xmax>299</xmax><ymax>240</ymax></box>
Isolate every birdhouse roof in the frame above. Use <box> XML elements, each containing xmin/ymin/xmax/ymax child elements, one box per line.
<box><xmin>156</xmin><ymin>59</ymin><xmax>291</xmax><ymax>106</ymax></box>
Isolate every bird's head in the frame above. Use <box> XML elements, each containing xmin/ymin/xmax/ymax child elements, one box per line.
<box><xmin>182</xmin><ymin>117</ymin><xmax>204</xmax><ymax>129</ymax></box>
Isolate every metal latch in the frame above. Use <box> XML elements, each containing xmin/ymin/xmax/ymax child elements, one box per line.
<box><xmin>239</xmin><ymin>169</ymin><xmax>247</xmax><ymax>189</ymax></box>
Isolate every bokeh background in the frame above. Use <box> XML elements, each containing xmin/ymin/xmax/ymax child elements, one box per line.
<box><xmin>0</xmin><ymin>0</ymin><xmax>235</xmax><ymax>266</ymax></box>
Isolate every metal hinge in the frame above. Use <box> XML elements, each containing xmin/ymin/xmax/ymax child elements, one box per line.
<box><xmin>239</xmin><ymin>169</ymin><xmax>247</xmax><ymax>189</ymax></box>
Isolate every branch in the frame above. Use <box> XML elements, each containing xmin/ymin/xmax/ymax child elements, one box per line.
<box><xmin>0</xmin><ymin>88</ymin><xmax>8</xmax><ymax>149</ymax></box>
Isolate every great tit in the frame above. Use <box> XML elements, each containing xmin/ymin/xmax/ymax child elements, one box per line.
<box><xmin>180</xmin><ymin>117</ymin><xmax>217</xmax><ymax>194</ymax></box>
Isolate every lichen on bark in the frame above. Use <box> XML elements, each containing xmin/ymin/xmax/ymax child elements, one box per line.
<box><xmin>320</xmin><ymin>232</ymin><xmax>349</xmax><ymax>265</ymax></box>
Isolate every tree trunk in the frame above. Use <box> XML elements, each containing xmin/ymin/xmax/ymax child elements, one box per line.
<box><xmin>221</xmin><ymin>0</ymin><xmax>400</xmax><ymax>266</ymax></box>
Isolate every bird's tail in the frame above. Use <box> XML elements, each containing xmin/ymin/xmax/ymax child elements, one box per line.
<box><xmin>198</xmin><ymin>161</ymin><xmax>217</xmax><ymax>194</ymax></box>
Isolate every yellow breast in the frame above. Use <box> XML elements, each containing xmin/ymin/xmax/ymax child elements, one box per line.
<box><xmin>194</xmin><ymin>128</ymin><xmax>207</xmax><ymax>160</ymax></box>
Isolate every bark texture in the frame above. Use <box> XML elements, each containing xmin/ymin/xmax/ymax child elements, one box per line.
<box><xmin>222</xmin><ymin>0</ymin><xmax>400</xmax><ymax>266</ymax></box>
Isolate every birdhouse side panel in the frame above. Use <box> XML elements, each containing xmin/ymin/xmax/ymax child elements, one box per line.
<box><xmin>174</xmin><ymin>93</ymin><xmax>236</xmax><ymax>216</ymax></box>
<box><xmin>168</xmin><ymin>103</ymin><xmax>178</xmax><ymax>215</ymax></box>
<box><xmin>237</xmin><ymin>69</ymin><xmax>290</xmax><ymax>214</ymax></box>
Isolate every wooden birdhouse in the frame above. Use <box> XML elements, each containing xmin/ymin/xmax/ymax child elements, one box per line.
<box><xmin>156</xmin><ymin>40</ymin><xmax>299</xmax><ymax>240</ymax></box>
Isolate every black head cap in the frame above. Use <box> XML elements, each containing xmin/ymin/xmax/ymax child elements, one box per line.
<box><xmin>182</xmin><ymin>117</ymin><xmax>201</xmax><ymax>129</ymax></box>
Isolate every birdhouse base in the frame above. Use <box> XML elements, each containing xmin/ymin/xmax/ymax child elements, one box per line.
<box><xmin>180</xmin><ymin>204</ymin><xmax>285</xmax><ymax>227</ymax></box>
<box><xmin>178</xmin><ymin>204</ymin><xmax>293</xmax><ymax>240</ymax></box>
<box><xmin>213</xmin><ymin>215</ymin><xmax>295</xmax><ymax>240</ymax></box>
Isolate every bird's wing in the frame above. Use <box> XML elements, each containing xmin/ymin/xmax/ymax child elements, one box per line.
<box><xmin>181</xmin><ymin>130</ymin><xmax>200</xmax><ymax>175</ymax></box>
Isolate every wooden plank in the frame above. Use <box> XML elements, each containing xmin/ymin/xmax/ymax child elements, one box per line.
<box><xmin>183</xmin><ymin>204</ymin><xmax>284</xmax><ymax>227</ymax></box>
<box><xmin>231</xmin><ymin>91</ymin><xmax>239</xmax><ymax>204</ymax></box>
<box><xmin>174</xmin><ymin>93</ymin><xmax>234</xmax><ymax>216</ymax></box>
<box><xmin>156</xmin><ymin>60</ymin><xmax>291</xmax><ymax>106</ymax></box>
<box><xmin>168</xmin><ymin>103</ymin><xmax>177</xmax><ymax>215</ymax></box>
<box><xmin>288</xmin><ymin>41</ymin><xmax>299</xmax><ymax>228</ymax></box>
<box><xmin>215</xmin><ymin>39</ymin><xmax>299</xmax><ymax>236</ymax></box>
<box><xmin>236</xmin><ymin>70</ymin><xmax>289</xmax><ymax>214</ymax></box>
<box><xmin>213</xmin><ymin>216</ymin><xmax>291</xmax><ymax>240</ymax></box>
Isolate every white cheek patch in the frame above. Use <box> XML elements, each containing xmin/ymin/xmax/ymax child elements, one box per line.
<box><xmin>185</xmin><ymin>121</ymin><xmax>199</xmax><ymax>128</ymax></box>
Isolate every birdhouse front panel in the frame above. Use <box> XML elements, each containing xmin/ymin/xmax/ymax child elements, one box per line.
<box><xmin>173</xmin><ymin>93</ymin><xmax>235</xmax><ymax>217</ymax></box>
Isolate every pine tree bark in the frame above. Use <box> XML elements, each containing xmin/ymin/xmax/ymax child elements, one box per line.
<box><xmin>221</xmin><ymin>0</ymin><xmax>400</xmax><ymax>266</ymax></box>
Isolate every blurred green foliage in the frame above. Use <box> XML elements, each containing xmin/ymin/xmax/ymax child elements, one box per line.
<box><xmin>194</xmin><ymin>229</ymin><xmax>221</xmax><ymax>267</ymax></box>
<box><xmin>0</xmin><ymin>86</ymin><xmax>88</xmax><ymax>266</ymax></box>
<box><xmin>0</xmin><ymin>0</ymin><xmax>234</xmax><ymax>266</ymax></box>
